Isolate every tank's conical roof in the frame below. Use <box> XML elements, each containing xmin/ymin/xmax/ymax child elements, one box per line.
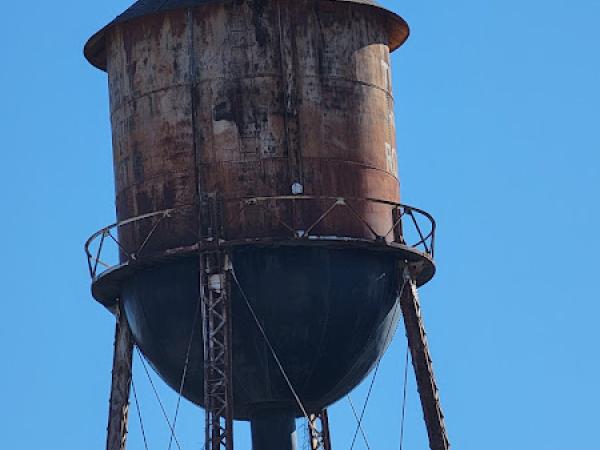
<box><xmin>84</xmin><ymin>0</ymin><xmax>409</xmax><ymax>71</ymax></box>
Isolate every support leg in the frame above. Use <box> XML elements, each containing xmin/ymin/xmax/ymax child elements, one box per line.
<box><xmin>308</xmin><ymin>409</ymin><xmax>332</xmax><ymax>450</ymax></box>
<box><xmin>201</xmin><ymin>251</ymin><xmax>234</xmax><ymax>450</ymax></box>
<box><xmin>106</xmin><ymin>303</ymin><xmax>134</xmax><ymax>450</ymax></box>
<box><xmin>399</xmin><ymin>265</ymin><xmax>450</xmax><ymax>450</ymax></box>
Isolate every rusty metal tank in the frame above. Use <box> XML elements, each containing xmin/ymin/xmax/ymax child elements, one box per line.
<box><xmin>85</xmin><ymin>0</ymin><xmax>408</xmax><ymax>250</ymax></box>
<box><xmin>84</xmin><ymin>1</ymin><xmax>433</xmax><ymax>448</ymax></box>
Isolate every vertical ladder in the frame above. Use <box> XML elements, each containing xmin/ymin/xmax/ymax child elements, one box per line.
<box><xmin>399</xmin><ymin>265</ymin><xmax>450</xmax><ymax>450</ymax></box>
<box><xmin>200</xmin><ymin>194</ymin><xmax>234</xmax><ymax>450</ymax></box>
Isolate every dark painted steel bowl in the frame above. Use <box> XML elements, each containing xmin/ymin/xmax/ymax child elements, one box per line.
<box><xmin>121</xmin><ymin>246</ymin><xmax>401</xmax><ymax>419</ymax></box>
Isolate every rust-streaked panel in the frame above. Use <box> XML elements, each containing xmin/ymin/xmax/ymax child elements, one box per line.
<box><xmin>104</xmin><ymin>0</ymin><xmax>404</xmax><ymax>253</ymax></box>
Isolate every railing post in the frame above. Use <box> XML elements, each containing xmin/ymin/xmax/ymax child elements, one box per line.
<box><xmin>392</xmin><ymin>206</ymin><xmax>405</xmax><ymax>244</ymax></box>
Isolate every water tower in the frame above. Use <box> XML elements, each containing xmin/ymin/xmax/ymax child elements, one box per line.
<box><xmin>83</xmin><ymin>1</ymin><xmax>450</xmax><ymax>449</ymax></box>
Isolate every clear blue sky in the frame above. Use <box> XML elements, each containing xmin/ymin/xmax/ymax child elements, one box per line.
<box><xmin>1</xmin><ymin>0</ymin><xmax>598</xmax><ymax>449</ymax></box>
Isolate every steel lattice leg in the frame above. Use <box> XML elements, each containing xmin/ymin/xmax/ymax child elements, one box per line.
<box><xmin>308</xmin><ymin>409</ymin><xmax>332</xmax><ymax>450</ymax></box>
<box><xmin>399</xmin><ymin>265</ymin><xmax>450</xmax><ymax>450</ymax></box>
<box><xmin>201</xmin><ymin>251</ymin><xmax>234</xmax><ymax>450</ymax></box>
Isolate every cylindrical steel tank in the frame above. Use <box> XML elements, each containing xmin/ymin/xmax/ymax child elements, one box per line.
<box><xmin>86</xmin><ymin>0</ymin><xmax>408</xmax><ymax>251</ymax></box>
<box><xmin>85</xmin><ymin>1</ymin><xmax>425</xmax><ymax>448</ymax></box>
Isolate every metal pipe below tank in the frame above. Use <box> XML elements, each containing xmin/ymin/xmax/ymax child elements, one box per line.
<box><xmin>251</xmin><ymin>412</ymin><xmax>298</xmax><ymax>450</ymax></box>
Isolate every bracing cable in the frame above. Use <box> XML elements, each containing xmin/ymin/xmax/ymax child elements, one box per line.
<box><xmin>347</xmin><ymin>394</ymin><xmax>372</xmax><ymax>450</ymax></box>
<box><xmin>231</xmin><ymin>262</ymin><xmax>409</xmax><ymax>450</ymax></box>
<box><xmin>348</xmin><ymin>277</ymin><xmax>408</xmax><ymax>450</ymax></box>
<box><xmin>399</xmin><ymin>343</ymin><xmax>410</xmax><ymax>450</ymax></box>
<box><xmin>167</xmin><ymin>294</ymin><xmax>202</xmax><ymax>450</ymax></box>
<box><xmin>131</xmin><ymin>378</ymin><xmax>150</xmax><ymax>450</ymax></box>
<box><xmin>230</xmin><ymin>267</ymin><xmax>315</xmax><ymax>428</ymax></box>
<box><xmin>136</xmin><ymin>347</ymin><xmax>185</xmax><ymax>450</ymax></box>
<box><xmin>348</xmin><ymin>360</ymin><xmax>381</xmax><ymax>450</ymax></box>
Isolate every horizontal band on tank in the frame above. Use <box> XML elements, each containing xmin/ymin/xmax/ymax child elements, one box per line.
<box><xmin>107</xmin><ymin>75</ymin><xmax>396</xmax><ymax>114</ymax></box>
<box><xmin>84</xmin><ymin>0</ymin><xmax>409</xmax><ymax>71</ymax></box>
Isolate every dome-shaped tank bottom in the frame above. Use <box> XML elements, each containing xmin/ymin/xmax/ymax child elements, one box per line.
<box><xmin>121</xmin><ymin>246</ymin><xmax>402</xmax><ymax>420</ymax></box>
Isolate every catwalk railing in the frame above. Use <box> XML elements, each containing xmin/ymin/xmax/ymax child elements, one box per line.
<box><xmin>85</xmin><ymin>196</ymin><xmax>436</xmax><ymax>280</ymax></box>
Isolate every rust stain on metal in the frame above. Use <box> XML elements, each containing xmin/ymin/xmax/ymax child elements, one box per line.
<box><xmin>102</xmin><ymin>0</ymin><xmax>406</xmax><ymax>255</ymax></box>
